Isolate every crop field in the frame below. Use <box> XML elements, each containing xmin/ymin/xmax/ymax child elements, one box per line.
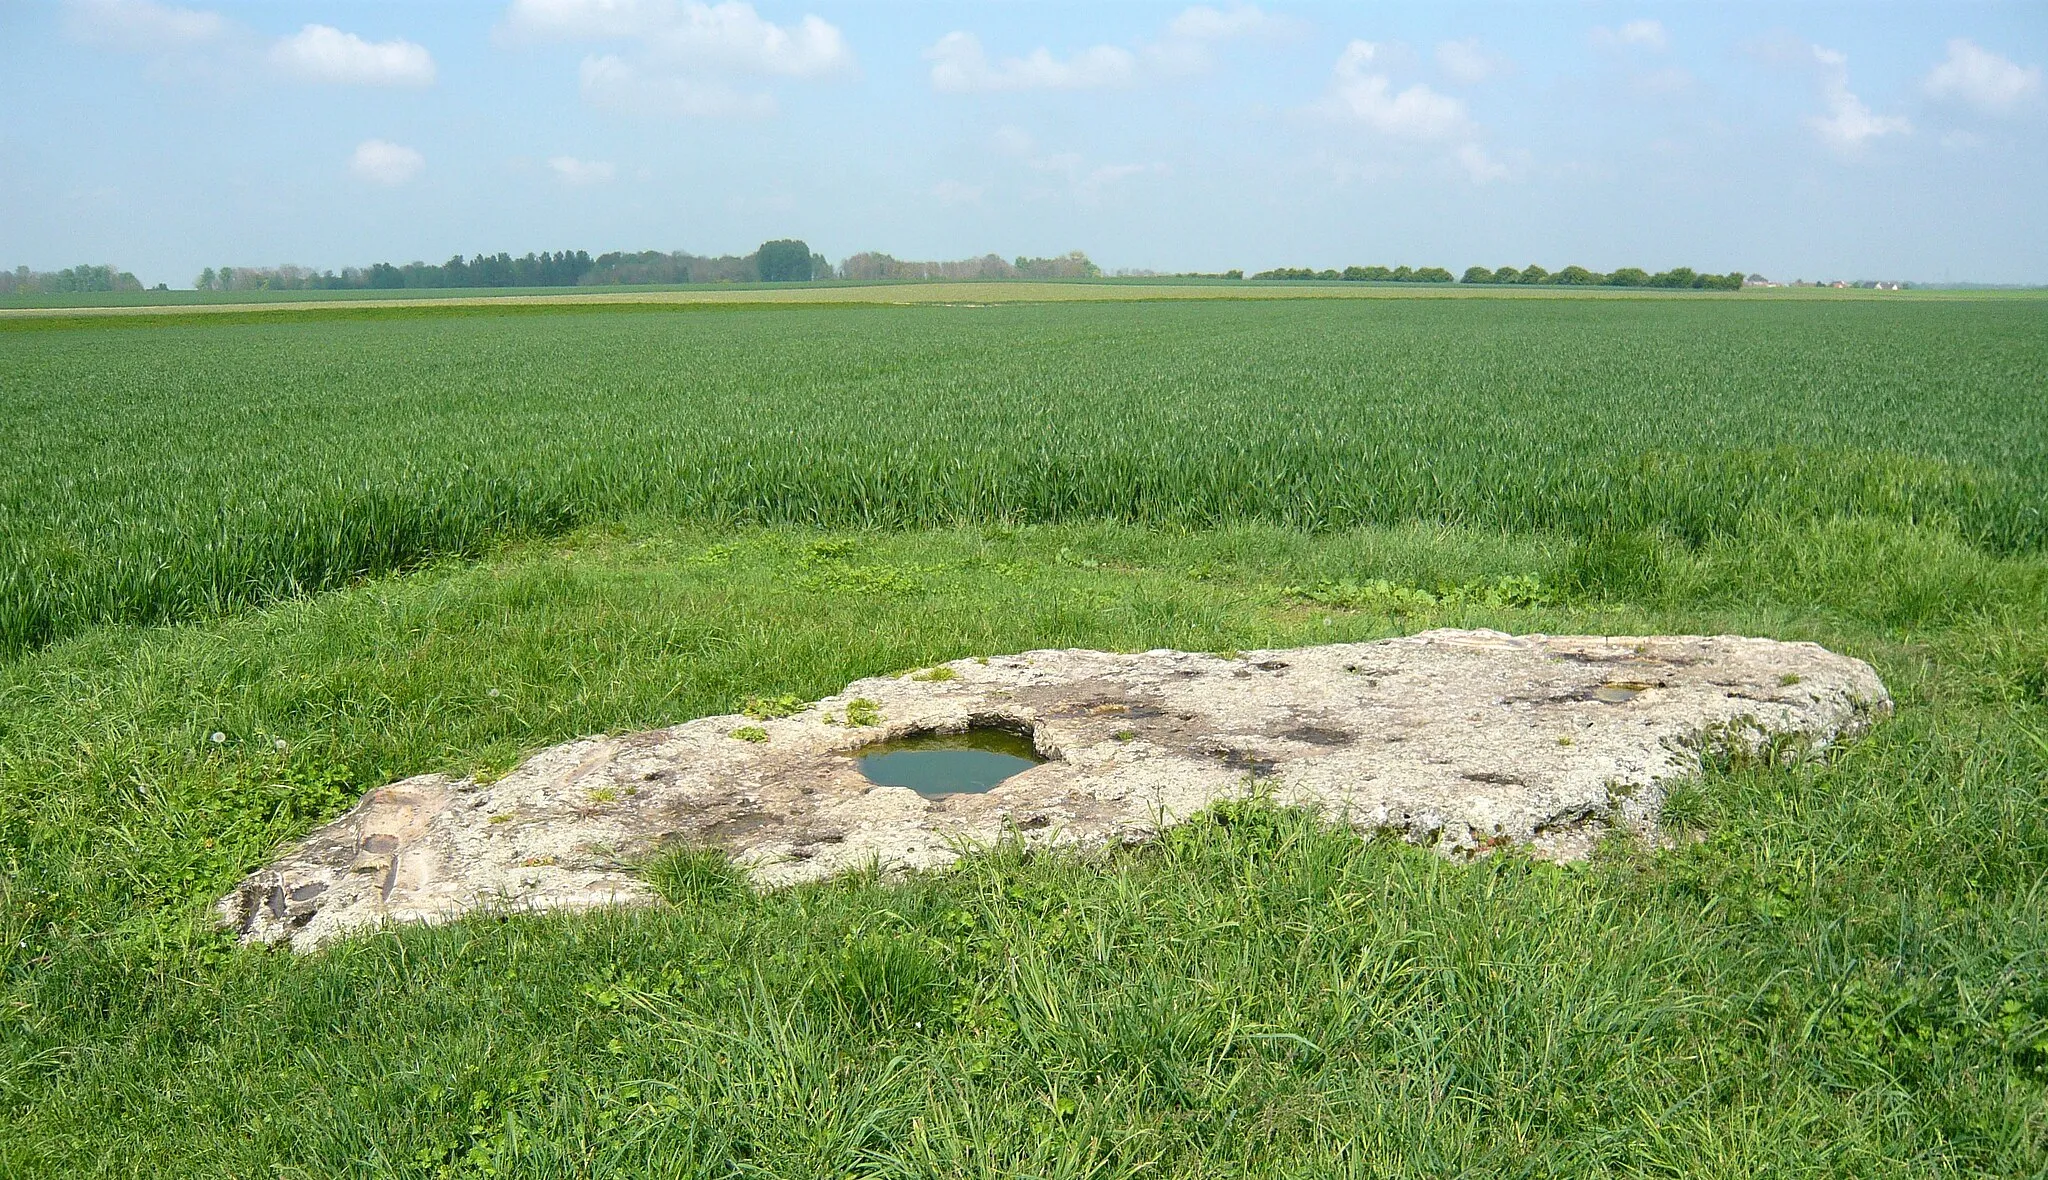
<box><xmin>0</xmin><ymin>276</ymin><xmax>1889</xmax><ymax>313</ymax></box>
<box><xmin>1</xmin><ymin>291</ymin><xmax>2046</xmax><ymax>1176</ymax></box>
<box><xmin>2</xmin><ymin>296</ymin><xmax>2043</xmax><ymax>656</ymax></box>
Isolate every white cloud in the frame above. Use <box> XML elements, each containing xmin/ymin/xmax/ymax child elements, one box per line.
<box><xmin>926</xmin><ymin>31</ymin><xmax>1137</xmax><ymax>93</ymax></box>
<box><xmin>270</xmin><ymin>24</ymin><xmax>436</xmax><ymax>86</ymax></box>
<box><xmin>547</xmin><ymin>155</ymin><xmax>616</xmax><ymax>184</ymax></box>
<box><xmin>578</xmin><ymin>53</ymin><xmax>776</xmax><ymax>117</ymax></box>
<box><xmin>1166</xmin><ymin>5</ymin><xmax>1295</xmax><ymax>43</ymax></box>
<box><xmin>501</xmin><ymin>0</ymin><xmax>652</xmax><ymax>39</ymax></box>
<box><xmin>1081</xmin><ymin>161</ymin><xmax>1154</xmax><ymax>194</ymax></box>
<box><xmin>927</xmin><ymin>6</ymin><xmax>1289</xmax><ymax>93</ymax></box>
<box><xmin>1015</xmin><ymin>152</ymin><xmax>1163</xmax><ymax>204</ymax></box>
<box><xmin>1455</xmin><ymin>144</ymin><xmax>1508</xmax><ymax>182</ymax></box>
<box><xmin>1807</xmin><ymin>46</ymin><xmax>1910</xmax><ymax>150</ymax></box>
<box><xmin>1631</xmin><ymin>66</ymin><xmax>1695</xmax><ymax>96</ymax></box>
<box><xmin>1321</xmin><ymin>41</ymin><xmax>1470</xmax><ymax>141</ymax></box>
<box><xmin>1923</xmin><ymin>38</ymin><xmax>2041</xmax><ymax>113</ymax></box>
<box><xmin>989</xmin><ymin>125</ymin><xmax>1035</xmax><ymax>157</ymax></box>
<box><xmin>349</xmin><ymin>140</ymin><xmax>424</xmax><ymax>186</ymax></box>
<box><xmin>1592</xmin><ymin>19</ymin><xmax>1668</xmax><ymax>52</ymax></box>
<box><xmin>503</xmin><ymin>0</ymin><xmax>852</xmax><ymax>77</ymax></box>
<box><xmin>62</xmin><ymin>0</ymin><xmax>225</xmax><ymax>51</ymax></box>
<box><xmin>67</xmin><ymin>3</ymin><xmax>440</xmax><ymax>92</ymax></box>
<box><xmin>931</xmin><ymin>179</ymin><xmax>985</xmax><ymax>206</ymax></box>
<box><xmin>505</xmin><ymin>1</ymin><xmax>846</xmax><ymax>119</ymax></box>
<box><xmin>1434</xmin><ymin>38</ymin><xmax>1509</xmax><ymax>85</ymax></box>
<box><xmin>1313</xmin><ymin>42</ymin><xmax>1508</xmax><ymax>186</ymax></box>
<box><xmin>1593</xmin><ymin>21</ymin><xmax>1688</xmax><ymax>97</ymax></box>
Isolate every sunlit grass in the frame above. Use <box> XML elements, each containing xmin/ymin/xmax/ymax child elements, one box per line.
<box><xmin>0</xmin><ymin>519</ymin><xmax>2043</xmax><ymax>1175</ymax></box>
<box><xmin>1</xmin><ymin>297</ymin><xmax>2043</xmax><ymax>655</ymax></box>
<box><xmin>1</xmin><ymin>293</ymin><xmax>2044</xmax><ymax>1173</ymax></box>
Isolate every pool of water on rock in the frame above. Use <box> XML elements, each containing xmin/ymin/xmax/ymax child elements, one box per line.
<box><xmin>854</xmin><ymin>726</ymin><xmax>1045</xmax><ymax>798</ymax></box>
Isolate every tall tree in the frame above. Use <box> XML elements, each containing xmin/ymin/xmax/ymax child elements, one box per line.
<box><xmin>756</xmin><ymin>240</ymin><xmax>815</xmax><ymax>282</ymax></box>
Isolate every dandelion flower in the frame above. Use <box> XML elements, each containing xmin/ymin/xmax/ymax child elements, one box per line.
<box><xmin>274</xmin><ymin>738</ymin><xmax>288</xmax><ymax>751</ymax></box>
<box><xmin>210</xmin><ymin>731</ymin><xmax>226</xmax><ymax>744</ymax></box>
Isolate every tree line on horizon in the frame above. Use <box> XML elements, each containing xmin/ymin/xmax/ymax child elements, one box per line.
<box><xmin>186</xmin><ymin>242</ymin><xmax>1106</xmax><ymax>292</ymax></box>
<box><xmin>193</xmin><ymin>242</ymin><xmax>830</xmax><ymax>292</ymax></box>
<box><xmin>1460</xmin><ymin>264</ymin><xmax>1746</xmax><ymax>289</ymax></box>
<box><xmin>0</xmin><ymin>264</ymin><xmax>149</xmax><ymax>296</ymax></box>
<box><xmin>1253</xmin><ymin>263</ymin><xmax>1746</xmax><ymax>289</ymax></box>
<box><xmin>7</xmin><ymin>251</ymin><xmax>1755</xmax><ymax>295</ymax></box>
<box><xmin>1254</xmin><ymin>265</ymin><xmax>1457</xmax><ymax>283</ymax></box>
<box><xmin>838</xmin><ymin>251</ymin><xmax>1101</xmax><ymax>281</ymax></box>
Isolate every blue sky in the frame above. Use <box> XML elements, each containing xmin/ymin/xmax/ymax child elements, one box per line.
<box><xmin>3</xmin><ymin>0</ymin><xmax>2043</xmax><ymax>285</ymax></box>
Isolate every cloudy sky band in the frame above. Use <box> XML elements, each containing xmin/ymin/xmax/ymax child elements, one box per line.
<box><xmin>7</xmin><ymin>0</ymin><xmax>2044</xmax><ymax>283</ymax></box>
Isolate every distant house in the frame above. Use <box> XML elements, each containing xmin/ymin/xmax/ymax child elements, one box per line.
<box><xmin>1830</xmin><ymin>280</ymin><xmax>1848</xmax><ymax>288</ymax></box>
<box><xmin>1742</xmin><ymin>273</ymin><xmax>1777</xmax><ymax>288</ymax></box>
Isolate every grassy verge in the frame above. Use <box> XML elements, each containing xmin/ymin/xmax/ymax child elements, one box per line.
<box><xmin>1</xmin><ymin>519</ymin><xmax>2043</xmax><ymax>1175</ymax></box>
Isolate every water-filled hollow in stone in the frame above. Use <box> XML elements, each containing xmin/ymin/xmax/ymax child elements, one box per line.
<box><xmin>854</xmin><ymin>725</ymin><xmax>1045</xmax><ymax>797</ymax></box>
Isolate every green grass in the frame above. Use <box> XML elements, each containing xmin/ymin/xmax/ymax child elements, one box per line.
<box><xmin>1</xmin><ymin>519</ymin><xmax>2044</xmax><ymax>1176</ymax></box>
<box><xmin>2</xmin><ymin>294</ymin><xmax>2045</xmax><ymax>1174</ymax></box>
<box><xmin>2</xmin><ymin>296</ymin><xmax>2044</xmax><ymax>655</ymax></box>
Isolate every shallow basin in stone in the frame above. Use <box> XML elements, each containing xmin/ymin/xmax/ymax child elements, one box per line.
<box><xmin>855</xmin><ymin>725</ymin><xmax>1046</xmax><ymax>797</ymax></box>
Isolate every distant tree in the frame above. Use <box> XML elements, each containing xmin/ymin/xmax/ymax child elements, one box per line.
<box><xmin>4</xmin><ymin>264</ymin><xmax>140</xmax><ymax>294</ymax></box>
<box><xmin>1518</xmin><ymin>264</ymin><xmax>1549</xmax><ymax>284</ymax></box>
<box><xmin>1461</xmin><ymin>266</ymin><xmax>1494</xmax><ymax>284</ymax></box>
<box><xmin>1605</xmin><ymin>267</ymin><xmax>1649</xmax><ymax>287</ymax></box>
<box><xmin>474</xmin><ymin>253</ymin><xmax>516</xmax><ymax>287</ymax></box>
<box><xmin>1255</xmin><ymin>263</ymin><xmax>1453</xmax><ymax>283</ymax></box>
<box><xmin>587</xmin><ymin>249</ymin><xmax>707</xmax><ymax>284</ymax></box>
<box><xmin>841</xmin><ymin>251</ymin><xmax>1029</xmax><ymax>281</ymax></box>
<box><xmin>1551</xmin><ymin>265</ymin><xmax>1601</xmax><ymax>285</ymax></box>
<box><xmin>1493</xmin><ymin>266</ymin><xmax>1520</xmax><ymax>284</ymax></box>
<box><xmin>756</xmin><ymin>239</ymin><xmax>815</xmax><ymax>282</ymax></box>
<box><xmin>1649</xmin><ymin>266</ymin><xmax>1696</xmax><ymax>289</ymax></box>
<box><xmin>1014</xmin><ymin>252</ymin><xmax>1100</xmax><ymax>278</ymax></box>
<box><xmin>197</xmin><ymin>267</ymin><xmax>217</xmax><ymax>291</ymax></box>
<box><xmin>839</xmin><ymin>252</ymin><xmax>900</xmax><ymax>281</ymax></box>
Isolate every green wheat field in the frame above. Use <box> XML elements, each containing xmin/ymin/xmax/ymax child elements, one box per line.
<box><xmin>1</xmin><ymin>290</ymin><xmax>2045</xmax><ymax>1176</ymax></box>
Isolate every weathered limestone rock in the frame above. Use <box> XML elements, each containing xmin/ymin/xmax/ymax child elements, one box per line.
<box><xmin>220</xmin><ymin>630</ymin><xmax>1889</xmax><ymax>950</ymax></box>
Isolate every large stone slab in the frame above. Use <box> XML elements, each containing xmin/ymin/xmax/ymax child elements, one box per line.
<box><xmin>220</xmin><ymin>630</ymin><xmax>1889</xmax><ymax>950</ymax></box>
